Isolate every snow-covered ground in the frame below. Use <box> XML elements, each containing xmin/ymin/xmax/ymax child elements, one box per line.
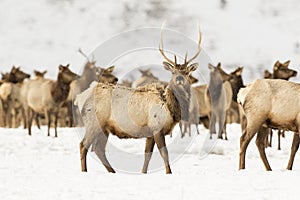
<box><xmin>1</xmin><ymin>0</ymin><xmax>300</xmax><ymax>199</ymax></box>
<box><xmin>0</xmin><ymin>125</ymin><xmax>300</xmax><ymax>200</ymax></box>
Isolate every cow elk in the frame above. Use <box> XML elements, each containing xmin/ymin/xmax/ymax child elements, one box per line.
<box><xmin>22</xmin><ymin>64</ymin><xmax>79</xmax><ymax>136</ymax></box>
<box><xmin>238</xmin><ymin>79</ymin><xmax>300</xmax><ymax>170</ymax></box>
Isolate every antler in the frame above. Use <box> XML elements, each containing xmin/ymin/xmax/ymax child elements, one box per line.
<box><xmin>159</xmin><ymin>29</ymin><xmax>176</xmax><ymax>65</ymax></box>
<box><xmin>186</xmin><ymin>28</ymin><xmax>202</xmax><ymax>65</ymax></box>
<box><xmin>78</xmin><ymin>48</ymin><xmax>90</xmax><ymax>62</ymax></box>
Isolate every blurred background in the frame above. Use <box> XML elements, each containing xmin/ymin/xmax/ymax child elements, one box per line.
<box><xmin>0</xmin><ymin>0</ymin><xmax>299</xmax><ymax>83</ymax></box>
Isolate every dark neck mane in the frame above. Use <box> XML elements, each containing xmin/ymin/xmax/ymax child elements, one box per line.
<box><xmin>51</xmin><ymin>74</ymin><xmax>70</xmax><ymax>104</ymax></box>
<box><xmin>165</xmin><ymin>84</ymin><xmax>190</xmax><ymax>122</ymax></box>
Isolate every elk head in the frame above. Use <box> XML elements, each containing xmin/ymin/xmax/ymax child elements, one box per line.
<box><xmin>9</xmin><ymin>66</ymin><xmax>30</xmax><ymax>83</ymax></box>
<box><xmin>215</xmin><ymin>62</ymin><xmax>231</xmax><ymax>82</ymax></box>
<box><xmin>273</xmin><ymin>60</ymin><xmax>297</xmax><ymax>80</ymax></box>
<box><xmin>159</xmin><ymin>28</ymin><xmax>201</xmax><ymax>87</ymax></box>
<box><xmin>34</xmin><ymin>70</ymin><xmax>47</xmax><ymax>78</ymax></box>
<box><xmin>159</xmin><ymin>28</ymin><xmax>201</xmax><ymax>121</ymax></box>
<box><xmin>97</xmin><ymin>66</ymin><xmax>118</xmax><ymax>84</ymax></box>
<box><xmin>58</xmin><ymin>64</ymin><xmax>80</xmax><ymax>84</ymax></box>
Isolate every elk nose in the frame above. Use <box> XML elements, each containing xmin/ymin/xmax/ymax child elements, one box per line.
<box><xmin>114</xmin><ymin>77</ymin><xmax>118</xmax><ymax>82</ymax></box>
<box><xmin>293</xmin><ymin>71</ymin><xmax>297</xmax><ymax>76</ymax></box>
<box><xmin>176</xmin><ymin>76</ymin><xmax>184</xmax><ymax>84</ymax></box>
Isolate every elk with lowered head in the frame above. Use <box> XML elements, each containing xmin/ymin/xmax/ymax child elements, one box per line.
<box><xmin>76</xmin><ymin>29</ymin><xmax>202</xmax><ymax>174</ymax></box>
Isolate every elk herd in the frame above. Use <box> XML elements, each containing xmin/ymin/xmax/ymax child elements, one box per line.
<box><xmin>0</xmin><ymin>28</ymin><xmax>300</xmax><ymax>173</ymax></box>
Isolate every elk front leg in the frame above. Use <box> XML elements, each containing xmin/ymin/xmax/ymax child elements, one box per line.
<box><xmin>45</xmin><ymin>110</ymin><xmax>52</xmax><ymax>136</ymax></box>
<box><xmin>154</xmin><ymin>133</ymin><xmax>171</xmax><ymax>174</ymax></box>
<box><xmin>54</xmin><ymin>112</ymin><xmax>58</xmax><ymax>137</ymax></box>
<box><xmin>209</xmin><ymin>113</ymin><xmax>216</xmax><ymax>139</ymax></box>
<box><xmin>142</xmin><ymin>137</ymin><xmax>155</xmax><ymax>174</ymax></box>
<box><xmin>287</xmin><ymin>133</ymin><xmax>300</xmax><ymax>170</ymax></box>
<box><xmin>80</xmin><ymin>141</ymin><xmax>88</xmax><ymax>172</ymax></box>
<box><xmin>27</xmin><ymin>108</ymin><xmax>34</xmax><ymax>136</ymax></box>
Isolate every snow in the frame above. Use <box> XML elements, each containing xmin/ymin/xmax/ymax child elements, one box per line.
<box><xmin>0</xmin><ymin>125</ymin><xmax>300</xmax><ymax>200</ymax></box>
<box><xmin>1</xmin><ymin>0</ymin><xmax>300</xmax><ymax>199</ymax></box>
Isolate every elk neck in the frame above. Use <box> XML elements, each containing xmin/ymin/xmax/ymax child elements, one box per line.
<box><xmin>165</xmin><ymin>82</ymin><xmax>191</xmax><ymax>122</ymax></box>
<box><xmin>51</xmin><ymin>73</ymin><xmax>71</xmax><ymax>104</ymax></box>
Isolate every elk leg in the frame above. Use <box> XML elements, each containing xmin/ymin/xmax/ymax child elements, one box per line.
<box><xmin>278</xmin><ymin>130</ymin><xmax>281</xmax><ymax>150</ymax></box>
<box><xmin>209</xmin><ymin>113</ymin><xmax>216</xmax><ymax>139</ymax></box>
<box><xmin>282</xmin><ymin>131</ymin><xmax>286</xmax><ymax>138</ymax></box>
<box><xmin>287</xmin><ymin>133</ymin><xmax>300</xmax><ymax>170</ymax></box>
<box><xmin>79</xmin><ymin>133</ymin><xmax>95</xmax><ymax>172</ymax></box>
<box><xmin>35</xmin><ymin>114</ymin><xmax>41</xmax><ymax>129</ymax></box>
<box><xmin>142</xmin><ymin>137</ymin><xmax>155</xmax><ymax>174</ymax></box>
<box><xmin>94</xmin><ymin>132</ymin><xmax>115</xmax><ymax>173</ymax></box>
<box><xmin>54</xmin><ymin>112</ymin><xmax>58</xmax><ymax>138</ymax></box>
<box><xmin>27</xmin><ymin>108</ymin><xmax>33</xmax><ymax>136</ymax></box>
<box><xmin>217</xmin><ymin>113</ymin><xmax>226</xmax><ymax>139</ymax></box>
<box><xmin>188</xmin><ymin>123</ymin><xmax>191</xmax><ymax>137</ymax></box>
<box><xmin>154</xmin><ymin>133</ymin><xmax>171</xmax><ymax>174</ymax></box>
<box><xmin>179</xmin><ymin>121</ymin><xmax>183</xmax><ymax>138</ymax></box>
<box><xmin>256</xmin><ymin>128</ymin><xmax>272</xmax><ymax>171</ymax></box>
<box><xmin>195</xmin><ymin>124</ymin><xmax>200</xmax><ymax>135</ymax></box>
<box><xmin>21</xmin><ymin>107</ymin><xmax>27</xmax><ymax>129</ymax></box>
<box><xmin>80</xmin><ymin>141</ymin><xmax>88</xmax><ymax>172</ymax></box>
<box><xmin>239</xmin><ymin>124</ymin><xmax>259</xmax><ymax>170</ymax></box>
<box><xmin>268</xmin><ymin>129</ymin><xmax>273</xmax><ymax>147</ymax></box>
<box><xmin>45</xmin><ymin>111</ymin><xmax>51</xmax><ymax>137</ymax></box>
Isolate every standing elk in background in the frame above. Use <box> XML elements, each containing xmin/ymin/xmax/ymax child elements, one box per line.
<box><xmin>206</xmin><ymin>63</ymin><xmax>232</xmax><ymax>140</ymax></box>
<box><xmin>262</xmin><ymin>60</ymin><xmax>297</xmax><ymax>150</ymax></box>
<box><xmin>76</xmin><ymin>29</ymin><xmax>201</xmax><ymax>174</ymax></box>
<box><xmin>0</xmin><ymin>66</ymin><xmax>30</xmax><ymax>128</ymax></box>
<box><xmin>64</xmin><ymin>49</ymin><xmax>118</xmax><ymax>127</ymax></box>
<box><xmin>238</xmin><ymin>79</ymin><xmax>300</xmax><ymax>171</ymax></box>
<box><xmin>22</xmin><ymin>64</ymin><xmax>79</xmax><ymax>136</ymax></box>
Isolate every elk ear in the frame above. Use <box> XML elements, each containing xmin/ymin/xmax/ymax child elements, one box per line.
<box><xmin>163</xmin><ymin>62</ymin><xmax>174</xmax><ymax>72</ymax></box>
<box><xmin>59</xmin><ymin>65</ymin><xmax>64</xmax><ymax>72</ymax></box>
<box><xmin>283</xmin><ymin>60</ymin><xmax>290</xmax><ymax>67</ymax></box>
<box><xmin>208</xmin><ymin>63</ymin><xmax>215</xmax><ymax>71</ymax></box>
<box><xmin>42</xmin><ymin>70</ymin><xmax>47</xmax><ymax>75</ymax></box>
<box><xmin>274</xmin><ymin>60</ymin><xmax>280</xmax><ymax>68</ymax></box>
<box><xmin>104</xmin><ymin>66</ymin><xmax>115</xmax><ymax>73</ymax></box>
<box><xmin>187</xmin><ymin>63</ymin><xmax>198</xmax><ymax>75</ymax></box>
<box><xmin>236</xmin><ymin>67</ymin><xmax>244</xmax><ymax>76</ymax></box>
<box><xmin>65</xmin><ymin>64</ymin><xmax>70</xmax><ymax>68</ymax></box>
<box><xmin>189</xmin><ymin>75</ymin><xmax>198</xmax><ymax>84</ymax></box>
<box><xmin>217</xmin><ymin>62</ymin><xmax>221</xmax><ymax>68</ymax></box>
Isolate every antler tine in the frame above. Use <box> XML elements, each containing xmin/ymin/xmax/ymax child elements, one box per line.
<box><xmin>186</xmin><ymin>28</ymin><xmax>202</xmax><ymax>64</ymax></box>
<box><xmin>78</xmin><ymin>48</ymin><xmax>90</xmax><ymax>62</ymax></box>
<box><xmin>174</xmin><ymin>55</ymin><xmax>177</xmax><ymax>67</ymax></box>
<box><xmin>184</xmin><ymin>51</ymin><xmax>188</xmax><ymax>64</ymax></box>
<box><xmin>159</xmin><ymin>27</ymin><xmax>176</xmax><ymax>65</ymax></box>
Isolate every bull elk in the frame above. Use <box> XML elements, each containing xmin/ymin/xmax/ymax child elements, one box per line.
<box><xmin>76</xmin><ymin>28</ymin><xmax>202</xmax><ymax>174</ymax></box>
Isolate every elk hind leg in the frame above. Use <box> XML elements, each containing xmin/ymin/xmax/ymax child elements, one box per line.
<box><xmin>256</xmin><ymin>127</ymin><xmax>272</xmax><ymax>171</ymax></box>
<box><xmin>287</xmin><ymin>133</ymin><xmax>300</xmax><ymax>170</ymax></box>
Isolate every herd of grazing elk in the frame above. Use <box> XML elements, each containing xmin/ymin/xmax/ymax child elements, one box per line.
<box><xmin>0</xmin><ymin>29</ymin><xmax>299</xmax><ymax>173</ymax></box>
